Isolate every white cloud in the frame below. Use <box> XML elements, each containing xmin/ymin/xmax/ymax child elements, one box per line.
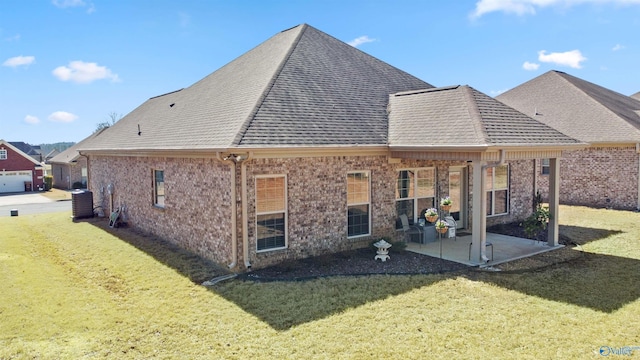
<box><xmin>52</xmin><ymin>0</ymin><xmax>85</xmax><ymax>8</ymax></box>
<box><xmin>490</xmin><ymin>89</ymin><xmax>509</xmax><ymax>96</ymax></box>
<box><xmin>538</xmin><ymin>49</ymin><xmax>586</xmax><ymax>68</ymax></box>
<box><xmin>612</xmin><ymin>44</ymin><xmax>625</xmax><ymax>51</ymax></box>
<box><xmin>348</xmin><ymin>35</ymin><xmax>376</xmax><ymax>47</ymax></box>
<box><xmin>471</xmin><ymin>0</ymin><xmax>640</xmax><ymax>18</ymax></box>
<box><xmin>4</xmin><ymin>34</ymin><xmax>21</xmax><ymax>42</ymax></box>
<box><xmin>523</xmin><ymin>61</ymin><xmax>540</xmax><ymax>70</ymax></box>
<box><xmin>52</xmin><ymin>0</ymin><xmax>95</xmax><ymax>13</ymax></box>
<box><xmin>24</xmin><ymin>115</ymin><xmax>40</xmax><ymax>124</ymax></box>
<box><xmin>52</xmin><ymin>60</ymin><xmax>120</xmax><ymax>83</ymax></box>
<box><xmin>3</xmin><ymin>55</ymin><xmax>35</xmax><ymax>68</ymax></box>
<box><xmin>48</xmin><ymin>111</ymin><xmax>78</xmax><ymax>123</ymax></box>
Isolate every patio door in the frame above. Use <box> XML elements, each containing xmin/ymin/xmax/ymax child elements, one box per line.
<box><xmin>448</xmin><ymin>167</ymin><xmax>466</xmax><ymax>229</ymax></box>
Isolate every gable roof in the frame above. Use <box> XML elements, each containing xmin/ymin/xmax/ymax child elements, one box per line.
<box><xmin>49</xmin><ymin>128</ymin><xmax>107</xmax><ymax>164</ymax></box>
<box><xmin>0</xmin><ymin>140</ymin><xmax>43</xmax><ymax>166</ymax></box>
<box><xmin>82</xmin><ymin>24</ymin><xmax>433</xmax><ymax>152</ymax></box>
<box><xmin>388</xmin><ymin>85</ymin><xmax>581</xmax><ymax>150</ymax></box>
<box><xmin>9</xmin><ymin>142</ymin><xmax>43</xmax><ymax>161</ymax></box>
<box><xmin>497</xmin><ymin>70</ymin><xmax>640</xmax><ymax>144</ymax></box>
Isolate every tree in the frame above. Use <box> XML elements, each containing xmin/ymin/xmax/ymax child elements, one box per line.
<box><xmin>95</xmin><ymin>112</ymin><xmax>122</xmax><ymax>132</ymax></box>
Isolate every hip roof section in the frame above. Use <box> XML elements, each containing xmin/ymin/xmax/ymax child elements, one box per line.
<box><xmin>388</xmin><ymin>85</ymin><xmax>580</xmax><ymax>148</ymax></box>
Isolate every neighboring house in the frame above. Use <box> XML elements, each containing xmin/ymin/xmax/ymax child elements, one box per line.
<box><xmin>80</xmin><ymin>24</ymin><xmax>581</xmax><ymax>271</ymax></box>
<box><xmin>49</xmin><ymin>129</ymin><xmax>105</xmax><ymax>190</ymax></box>
<box><xmin>9</xmin><ymin>142</ymin><xmax>43</xmax><ymax>163</ymax></box>
<box><xmin>45</xmin><ymin>149</ymin><xmax>60</xmax><ymax>162</ymax></box>
<box><xmin>498</xmin><ymin>70</ymin><xmax>640</xmax><ymax>211</ymax></box>
<box><xmin>0</xmin><ymin>140</ymin><xmax>45</xmax><ymax>193</ymax></box>
<box><xmin>632</xmin><ymin>91</ymin><xmax>640</xmax><ymax>101</ymax></box>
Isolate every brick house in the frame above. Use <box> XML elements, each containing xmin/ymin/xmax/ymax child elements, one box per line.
<box><xmin>50</xmin><ymin>128</ymin><xmax>106</xmax><ymax>190</ymax></box>
<box><xmin>498</xmin><ymin>71</ymin><xmax>640</xmax><ymax>211</ymax></box>
<box><xmin>80</xmin><ymin>24</ymin><xmax>581</xmax><ymax>271</ymax></box>
<box><xmin>0</xmin><ymin>140</ymin><xmax>45</xmax><ymax>193</ymax></box>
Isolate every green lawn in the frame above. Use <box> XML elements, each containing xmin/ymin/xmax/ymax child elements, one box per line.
<box><xmin>1</xmin><ymin>206</ymin><xmax>639</xmax><ymax>359</ymax></box>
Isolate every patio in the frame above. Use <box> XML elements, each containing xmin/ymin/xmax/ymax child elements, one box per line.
<box><xmin>406</xmin><ymin>232</ymin><xmax>564</xmax><ymax>267</ymax></box>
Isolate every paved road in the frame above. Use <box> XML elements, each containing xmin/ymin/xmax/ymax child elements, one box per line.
<box><xmin>0</xmin><ymin>192</ymin><xmax>72</xmax><ymax>217</ymax></box>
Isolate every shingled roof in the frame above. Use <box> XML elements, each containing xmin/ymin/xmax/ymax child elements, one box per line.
<box><xmin>49</xmin><ymin>128</ymin><xmax>107</xmax><ymax>164</ymax></box>
<box><xmin>497</xmin><ymin>70</ymin><xmax>640</xmax><ymax>144</ymax></box>
<box><xmin>632</xmin><ymin>91</ymin><xmax>640</xmax><ymax>101</ymax></box>
<box><xmin>388</xmin><ymin>85</ymin><xmax>581</xmax><ymax>149</ymax></box>
<box><xmin>82</xmin><ymin>24</ymin><xmax>432</xmax><ymax>152</ymax></box>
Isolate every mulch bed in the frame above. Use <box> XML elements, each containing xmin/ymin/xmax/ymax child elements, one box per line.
<box><xmin>237</xmin><ymin>248</ymin><xmax>469</xmax><ymax>282</ymax></box>
<box><xmin>237</xmin><ymin>222</ymin><xmax>580</xmax><ymax>282</ymax></box>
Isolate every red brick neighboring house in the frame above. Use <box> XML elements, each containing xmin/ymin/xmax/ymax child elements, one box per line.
<box><xmin>79</xmin><ymin>24</ymin><xmax>582</xmax><ymax>271</ymax></box>
<box><xmin>498</xmin><ymin>71</ymin><xmax>640</xmax><ymax>211</ymax></box>
<box><xmin>0</xmin><ymin>140</ymin><xmax>45</xmax><ymax>193</ymax></box>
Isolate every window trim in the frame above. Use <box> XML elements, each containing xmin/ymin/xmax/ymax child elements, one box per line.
<box><xmin>255</xmin><ymin>174</ymin><xmax>288</xmax><ymax>252</ymax></box>
<box><xmin>0</xmin><ymin>149</ymin><xmax>7</xmax><ymax>160</ymax></box>
<box><xmin>347</xmin><ymin>170</ymin><xmax>371</xmax><ymax>239</ymax></box>
<box><xmin>395</xmin><ymin>167</ymin><xmax>436</xmax><ymax>226</ymax></box>
<box><xmin>541</xmin><ymin>158</ymin><xmax>550</xmax><ymax>175</ymax></box>
<box><xmin>486</xmin><ymin>164</ymin><xmax>509</xmax><ymax>217</ymax></box>
<box><xmin>153</xmin><ymin>169</ymin><xmax>165</xmax><ymax>208</ymax></box>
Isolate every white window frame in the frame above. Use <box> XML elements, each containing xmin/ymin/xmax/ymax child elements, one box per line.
<box><xmin>0</xmin><ymin>149</ymin><xmax>7</xmax><ymax>160</ymax></box>
<box><xmin>347</xmin><ymin>171</ymin><xmax>371</xmax><ymax>238</ymax></box>
<box><xmin>255</xmin><ymin>174</ymin><xmax>288</xmax><ymax>252</ymax></box>
<box><xmin>541</xmin><ymin>158</ymin><xmax>550</xmax><ymax>175</ymax></box>
<box><xmin>395</xmin><ymin>168</ymin><xmax>436</xmax><ymax>226</ymax></box>
<box><xmin>153</xmin><ymin>169</ymin><xmax>165</xmax><ymax>208</ymax></box>
<box><xmin>486</xmin><ymin>164</ymin><xmax>509</xmax><ymax>217</ymax></box>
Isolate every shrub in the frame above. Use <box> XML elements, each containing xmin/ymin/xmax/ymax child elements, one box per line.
<box><xmin>44</xmin><ymin>176</ymin><xmax>53</xmax><ymax>191</ymax></box>
<box><xmin>72</xmin><ymin>181</ymin><xmax>84</xmax><ymax>189</ymax></box>
<box><xmin>521</xmin><ymin>191</ymin><xmax>550</xmax><ymax>238</ymax></box>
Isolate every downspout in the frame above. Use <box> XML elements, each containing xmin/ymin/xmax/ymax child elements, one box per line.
<box><xmin>216</xmin><ymin>153</ymin><xmax>238</xmax><ymax>270</ymax></box>
<box><xmin>240</xmin><ymin>152</ymin><xmax>254</xmax><ymax>269</ymax></box>
<box><xmin>483</xmin><ymin>149</ymin><xmax>506</xmax><ymax>170</ymax></box>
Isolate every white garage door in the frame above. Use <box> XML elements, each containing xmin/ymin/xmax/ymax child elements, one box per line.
<box><xmin>0</xmin><ymin>171</ymin><xmax>33</xmax><ymax>193</ymax></box>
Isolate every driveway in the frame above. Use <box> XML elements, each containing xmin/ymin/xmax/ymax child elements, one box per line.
<box><xmin>0</xmin><ymin>192</ymin><xmax>72</xmax><ymax>217</ymax></box>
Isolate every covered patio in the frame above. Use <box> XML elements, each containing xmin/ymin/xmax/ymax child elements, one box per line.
<box><xmin>405</xmin><ymin>233</ymin><xmax>564</xmax><ymax>267</ymax></box>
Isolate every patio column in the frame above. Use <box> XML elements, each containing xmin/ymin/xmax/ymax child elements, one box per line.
<box><xmin>471</xmin><ymin>160</ymin><xmax>488</xmax><ymax>263</ymax></box>
<box><xmin>547</xmin><ymin>157</ymin><xmax>560</xmax><ymax>246</ymax></box>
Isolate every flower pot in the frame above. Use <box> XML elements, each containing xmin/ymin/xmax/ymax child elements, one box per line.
<box><xmin>436</xmin><ymin>227</ymin><xmax>449</xmax><ymax>234</ymax></box>
<box><xmin>426</xmin><ymin>215</ymin><xmax>438</xmax><ymax>223</ymax></box>
<box><xmin>440</xmin><ymin>204</ymin><xmax>451</xmax><ymax>212</ymax></box>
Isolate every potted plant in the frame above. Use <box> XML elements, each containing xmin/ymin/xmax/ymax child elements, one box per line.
<box><xmin>440</xmin><ymin>196</ymin><xmax>452</xmax><ymax>212</ymax></box>
<box><xmin>424</xmin><ymin>208</ymin><xmax>439</xmax><ymax>223</ymax></box>
<box><xmin>435</xmin><ymin>219</ymin><xmax>449</xmax><ymax>234</ymax></box>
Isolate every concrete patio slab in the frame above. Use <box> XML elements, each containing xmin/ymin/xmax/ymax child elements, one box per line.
<box><xmin>406</xmin><ymin>232</ymin><xmax>563</xmax><ymax>267</ymax></box>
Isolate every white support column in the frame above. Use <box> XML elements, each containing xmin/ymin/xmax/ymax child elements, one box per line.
<box><xmin>471</xmin><ymin>161</ymin><xmax>488</xmax><ymax>263</ymax></box>
<box><xmin>548</xmin><ymin>157</ymin><xmax>560</xmax><ymax>246</ymax></box>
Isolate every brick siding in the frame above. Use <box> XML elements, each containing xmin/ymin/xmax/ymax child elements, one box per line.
<box><xmin>535</xmin><ymin>147</ymin><xmax>639</xmax><ymax>210</ymax></box>
<box><xmin>0</xmin><ymin>144</ymin><xmax>44</xmax><ymax>190</ymax></box>
<box><xmin>89</xmin><ymin>155</ymin><xmax>536</xmax><ymax>271</ymax></box>
<box><xmin>52</xmin><ymin>157</ymin><xmax>87</xmax><ymax>190</ymax></box>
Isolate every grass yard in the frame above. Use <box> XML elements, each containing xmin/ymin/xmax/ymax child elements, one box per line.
<box><xmin>1</xmin><ymin>206</ymin><xmax>639</xmax><ymax>359</ymax></box>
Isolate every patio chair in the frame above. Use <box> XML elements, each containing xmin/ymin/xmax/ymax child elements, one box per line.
<box><xmin>398</xmin><ymin>214</ymin><xmax>424</xmax><ymax>244</ymax></box>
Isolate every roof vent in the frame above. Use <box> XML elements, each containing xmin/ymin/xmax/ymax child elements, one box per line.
<box><xmin>169</xmin><ymin>103</ymin><xmax>175</xmax><ymax>107</ymax></box>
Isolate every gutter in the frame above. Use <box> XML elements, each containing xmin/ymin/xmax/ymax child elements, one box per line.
<box><xmin>217</xmin><ymin>153</ymin><xmax>238</xmax><ymax>270</ymax></box>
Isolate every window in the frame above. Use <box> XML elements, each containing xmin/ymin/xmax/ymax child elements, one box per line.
<box><xmin>347</xmin><ymin>171</ymin><xmax>370</xmax><ymax>238</ymax></box>
<box><xmin>541</xmin><ymin>158</ymin><xmax>550</xmax><ymax>175</ymax></box>
<box><xmin>486</xmin><ymin>165</ymin><xmax>509</xmax><ymax>216</ymax></box>
<box><xmin>256</xmin><ymin>175</ymin><xmax>287</xmax><ymax>251</ymax></box>
<box><xmin>0</xmin><ymin>149</ymin><xmax>6</xmax><ymax>160</ymax></box>
<box><xmin>153</xmin><ymin>170</ymin><xmax>165</xmax><ymax>207</ymax></box>
<box><xmin>395</xmin><ymin>168</ymin><xmax>435</xmax><ymax>228</ymax></box>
